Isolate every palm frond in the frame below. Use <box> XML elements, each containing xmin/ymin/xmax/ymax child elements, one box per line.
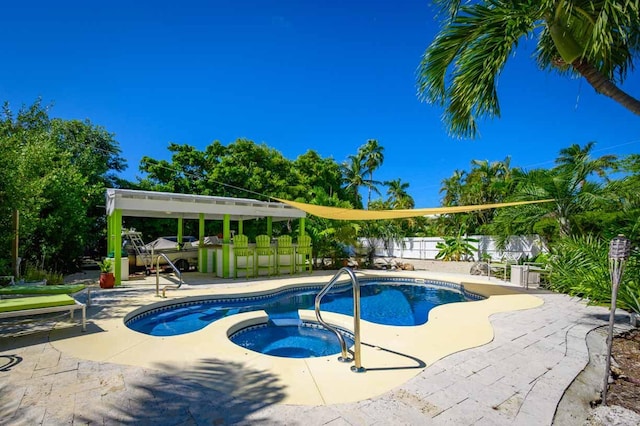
<box><xmin>418</xmin><ymin>1</ymin><xmax>542</xmax><ymax>138</ymax></box>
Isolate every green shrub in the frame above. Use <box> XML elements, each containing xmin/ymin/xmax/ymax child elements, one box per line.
<box><xmin>23</xmin><ymin>265</ymin><xmax>64</xmax><ymax>285</ymax></box>
<box><xmin>435</xmin><ymin>228</ymin><xmax>479</xmax><ymax>262</ymax></box>
<box><xmin>0</xmin><ymin>258</ymin><xmax>11</xmax><ymax>276</ymax></box>
<box><xmin>23</xmin><ymin>265</ymin><xmax>48</xmax><ymax>281</ymax></box>
<box><xmin>548</xmin><ymin>235</ymin><xmax>640</xmax><ymax>313</ymax></box>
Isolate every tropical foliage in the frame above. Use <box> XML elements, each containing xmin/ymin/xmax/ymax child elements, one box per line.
<box><xmin>548</xmin><ymin>235</ymin><xmax>640</xmax><ymax>314</ymax></box>
<box><xmin>418</xmin><ymin>0</ymin><xmax>640</xmax><ymax>138</ymax></box>
<box><xmin>437</xmin><ymin>156</ymin><xmax>518</xmax><ymax>235</ymax></box>
<box><xmin>435</xmin><ymin>228</ymin><xmax>479</xmax><ymax>261</ymax></box>
<box><xmin>0</xmin><ymin>100</ymin><xmax>126</xmax><ymax>274</ymax></box>
<box><xmin>340</xmin><ymin>142</ymin><xmax>384</xmax><ymax>209</ymax></box>
<box><xmin>487</xmin><ymin>142</ymin><xmax>618</xmax><ymax>242</ymax></box>
<box><xmin>2</xmin><ymin>97</ymin><xmax>639</xmax><ymax>322</ymax></box>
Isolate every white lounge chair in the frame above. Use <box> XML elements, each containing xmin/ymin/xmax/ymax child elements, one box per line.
<box><xmin>0</xmin><ymin>294</ymin><xmax>86</xmax><ymax>331</ymax></box>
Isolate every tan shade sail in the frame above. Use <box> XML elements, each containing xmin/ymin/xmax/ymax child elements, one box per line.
<box><xmin>275</xmin><ymin>198</ymin><xmax>554</xmax><ymax>220</ymax></box>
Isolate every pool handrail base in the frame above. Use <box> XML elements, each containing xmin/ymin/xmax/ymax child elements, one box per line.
<box><xmin>315</xmin><ymin>267</ymin><xmax>364</xmax><ymax>372</ymax></box>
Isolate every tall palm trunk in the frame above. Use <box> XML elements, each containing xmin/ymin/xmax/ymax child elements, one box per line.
<box><xmin>367</xmin><ymin>171</ymin><xmax>373</xmax><ymax>208</ymax></box>
<box><xmin>573</xmin><ymin>59</ymin><xmax>640</xmax><ymax>115</ymax></box>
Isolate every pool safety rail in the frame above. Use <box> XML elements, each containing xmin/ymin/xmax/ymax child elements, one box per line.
<box><xmin>315</xmin><ymin>267</ymin><xmax>365</xmax><ymax>373</ymax></box>
<box><xmin>155</xmin><ymin>253</ymin><xmax>183</xmax><ymax>298</ymax></box>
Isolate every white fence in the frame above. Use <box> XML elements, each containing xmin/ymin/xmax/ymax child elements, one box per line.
<box><xmin>360</xmin><ymin>235</ymin><xmax>546</xmax><ymax>262</ymax></box>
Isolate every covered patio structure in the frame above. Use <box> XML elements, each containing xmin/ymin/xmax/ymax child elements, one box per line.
<box><xmin>105</xmin><ymin>188</ymin><xmax>306</xmax><ymax>284</ymax></box>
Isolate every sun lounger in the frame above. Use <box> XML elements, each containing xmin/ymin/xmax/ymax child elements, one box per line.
<box><xmin>0</xmin><ymin>284</ymin><xmax>91</xmax><ymax>306</ymax></box>
<box><xmin>0</xmin><ymin>294</ymin><xmax>86</xmax><ymax>331</ymax></box>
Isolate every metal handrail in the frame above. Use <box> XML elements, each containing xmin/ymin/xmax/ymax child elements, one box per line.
<box><xmin>155</xmin><ymin>253</ymin><xmax>183</xmax><ymax>297</ymax></box>
<box><xmin>314</xmin><ymin>267</ymin><xmax>365</xmax><ymax>372</ymax></box>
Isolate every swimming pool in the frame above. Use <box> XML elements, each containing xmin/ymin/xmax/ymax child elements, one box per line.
<box><xmin>229</xmin><ymin>320</ymin><xmax>355</xmax><ymax>358</ymax></box>
<box><xmin>125</xmin><ymin>277</ymin><xmax>484</xmax><ymax>336</ymax></box>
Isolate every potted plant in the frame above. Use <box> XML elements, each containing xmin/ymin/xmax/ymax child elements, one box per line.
<box><xmin>98</xmin><ymin>258</ymin><xmax>115</xmax><ymax>289</ymax></box>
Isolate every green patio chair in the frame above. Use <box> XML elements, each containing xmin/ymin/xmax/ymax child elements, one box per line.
<box><xmin>276</xmin><ymin>235</ymin><xmax>295</xmax><ymax>275</ymax></box>
<box><xmin>295</xmin><ymin>234</ymin><xmax>313</xmax><ymax>274</ymax></box>
<box><xmin>255</xmin><ymin>235</ymin><xmax>276</xmax><ymax>276</ymax></box>
<box><xmin>233</xmin><ymin>234</ymin><xmax>254</xmax><ymax>279</ymax></box>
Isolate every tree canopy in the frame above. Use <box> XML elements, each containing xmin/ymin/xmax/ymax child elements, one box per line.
<box><xmin>418</xmin><ymin>0</ymin><xmax>640</xmax><ymax>138</ymax></box>
<box><xmin>1</xmin><ymin>99</ymin><xmax>637</xmax><ymax>278</ymax></box>
<box><xmin>0</xmin><ymin>100</ymin><xmax>126</xmax><ymax>273</ymax></box>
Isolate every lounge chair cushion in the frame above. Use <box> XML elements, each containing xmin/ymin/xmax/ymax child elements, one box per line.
<box><xmin>0</xmin><ymin>284</ymin><xmax>86</xmax><ymax>296</ymax></box>
<box><xmin>0</xmin><ymin>294</ymin><xmax>76</xmax><ymax>313</ymax></box>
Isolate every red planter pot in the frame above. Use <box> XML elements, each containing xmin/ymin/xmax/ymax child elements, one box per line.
<box><xmin>99</xmin><ymin>272</ymin><xmax>115</xmax><ymax>289</ymax></box>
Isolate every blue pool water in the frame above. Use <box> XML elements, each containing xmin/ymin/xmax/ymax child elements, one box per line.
<box><xmin>126</xmin><ymin>278</ymin><xmax>479</xmax><ymax>336</ymax></box>
<box><xmin>229</xmin><ymin>321</ymin><xmax>355</xmax><ymax>358</ymax></box>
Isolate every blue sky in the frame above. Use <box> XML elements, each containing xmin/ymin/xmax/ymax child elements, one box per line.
<box><xmin>2</xmin><ymin>0</ymin><xmax>639</xmax><ymax>207</ymax></box>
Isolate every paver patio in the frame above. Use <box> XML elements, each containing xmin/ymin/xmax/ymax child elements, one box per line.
<box><xmin>0</xmin><ymin>271</ymin><xmax>632</xmax><ymax>425</ymax></box>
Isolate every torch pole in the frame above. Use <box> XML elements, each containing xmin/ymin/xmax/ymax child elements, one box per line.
<box><xmin>602</xmin><ymin>235</ymin><xmax>631</xmax><ymax>405</ymax></box>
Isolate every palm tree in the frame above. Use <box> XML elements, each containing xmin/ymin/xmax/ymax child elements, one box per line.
<box><xmin>340</xmin><ymin>154</ymin><xmax>367</xmax><ymax>208</ymax></box>
<box><xmin>440</xmin><ymin>169</ymin><xmax>466</xmax><ymax>206</ymax></box>
<box><xmin>491</xmin><ymin>164</ymin><xmax>605</xmax><ymax>239</ymax></box>
<box><xmin>417</xmin><ymin>0</ymin><xmax>640</xmax><ymax>138</ymax></box>
<box><xmin>386</xmin><ymin>178</ymin><xmax>415</xmax><ymax>209</ymax></box>
<box><xmin>359</xmin><ymin>139</ymin><xmax>385</xmax><ymax>207</ymax></box>
<box><xmin>467</xmin><ymin>156</ymin><xmax>517</xmax><ymax>203</ymax></box>
<box><xmin>304</xmin><ymin>187</ymin><xmax>360</xmax><ymax>267</ymax></box>
<box><xmin>341</xmin><ymin>150</ymin><xmax>382</xmax><ymax>209</ymax></box>
<box><xmin>465</xmin><ymin>158</ymin><xmax>507</xmax><ymax>228</ymax></box>
<box><xmin>555</xmin><ymin>142</ymin><xmax>617</xmax><ymax>185</ymax></box>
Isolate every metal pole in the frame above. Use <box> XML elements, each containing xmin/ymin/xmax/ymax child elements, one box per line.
<box><xmin>351</xmin><ymin>275</ymin><xmax>365</xmax><ymax>372</ymax></box>
<box><xmin>602</xmin><ymin>235</ymin><xmax>631</xmax><ymax>405</ymax></box>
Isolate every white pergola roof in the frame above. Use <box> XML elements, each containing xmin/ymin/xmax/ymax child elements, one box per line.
<box><xmin>106</xmin><ymin>188</ymin><xmax>306</xmax><ymax>221</ymax></box>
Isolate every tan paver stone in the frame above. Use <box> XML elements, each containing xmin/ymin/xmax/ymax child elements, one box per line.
<box><xmin>469</xmin><ymin>364</ymin><xmax>507</xmax><ymax>386</ymax></box>
<box><xmin>386</xmin><ymin>388</ymin><xmax>444</xmax><ymax>417</ymax></box>
<box><xmin>322</xmin><ymin>417</ymin><xmax>355</xmax><ymax>426</ymax></box>
<box><xmin>469</xmin><ymin>379</ymin><xmax>519</xmax><ymax>408</ymax></box>
<box><xmin>54</xmin><ymin>356</ymin><xmax>80</xmax><ymax>374</ymax></box>
<box><xmin>55</xmin><ymin>370</ymin><xmax>119</xmax><ymax>396</ymax></box>
<box><xmin>0</xmin><ymin>384</ymin><xmax>27</xmax><ymax>420</ymax></box>
<box><xmin>514</xmin><ymin>410</ymin><xmax>547</xmax><ymax>426</ymax></box>
<box><xmin>1</xmin><ymin>359</ymin><xmax>37</xmax><ymax>381</ymax></box>
<box><xmin>41</xmin><ymin>394</ymin><xmax>75</xmax><ymax>425</ymax></box>
<box><xmin>487</xmin><ymin>343</ymin><xmax>521</xmax><ymax>361</ymax></box>
<box><xmin>359</xmin><ymin>396</ymin><xmax>429</xmax><ymax>425</ymax></box>
<box><xmin>422</xmin><ymin>386</ymin><xmax>464</xmax><ymax>414</ymax></box>
<box><xmin>446</xmin><ymin>355</ymin><xmax>492</xmax><ymax>378</ymax></box>
<box><xmin>300</xmin><ymin>405</ymin><xmax>346</xmax><ymax>424</ymax></box>
<box><xmin>493</xmin><ymin>391</ymin><xmax>524</xmax><ymax>419</ymax></box>
<box><xmin>474</xmin><ymin>413</ymin><xmax>518</xmax><ymax>426</ymax></box>
<box><xmin>7</xmin><ymin>405</ymin><xmax>46</xmax><ymax>426</ymax></box>
<box><xmin>431</xmin><ymin>396</ymin><xmax>485</xmax><ymax>425</ymax></box>
<box><xmin>34</xmin><ymin>349</ymin><xmax>61</xmax><ymax>372</ymax></box>
<box><xmin>521</xmin><ymin>380</ymin><xmax>566</xmax><ymax>421</ymax></box>
<box><xmin>331</xmin><ymin>403</ymin><xmax>381</xmax><ymax>425</ymax></box>
<box><xmin>20</xmin><ymin>380</ymin><xmax>53</xmax><ymax>407</ymax></box>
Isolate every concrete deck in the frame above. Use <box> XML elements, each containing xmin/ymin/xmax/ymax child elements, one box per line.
<box><xmin>0</xmin><ymin>270</ymin><xmax>631</xmax><ymax>425</ymax></box>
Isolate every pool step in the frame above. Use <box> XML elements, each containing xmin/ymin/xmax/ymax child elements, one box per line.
<box><xmin>269</xmin><ymin>317</ymin><xmax>302</xmax><ymax>326</ymax></box>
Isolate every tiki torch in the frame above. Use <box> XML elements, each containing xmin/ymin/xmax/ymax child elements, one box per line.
<box><xmin>602</xmin><ymin>235</ymin><xmax>631</xmax><ymax>405</ymax></box>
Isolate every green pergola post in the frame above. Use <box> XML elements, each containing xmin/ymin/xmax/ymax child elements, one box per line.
<box><xmin>198</xmin><ymin>213</ymin><xmax>207</xmax><ymax>273</ymax></box>
<box><xmin>113</xmin><ymin>209</ymin><xmax>122</xmax><ymax>285</ymax></box>
<box><xmin>238</xmin><ymin>220</ymin><xmax>243</xmax><ymax>236</ymax></box>
<box><xmin>107</xmin><ymin>213</ymin><xmax>114</xmax><ymax>256</ymax></box>
<box><xmin>267</xmin><ymin>217</ymin><xmax>272</xmax><ymax>238</ymax></box>
<box><xmin>177</xmin><ymin>217</ymin><xmax>184</xmax><ymax>248</ymax></box>
<box><xmin>223</xmin><ymin>214</ymin><xmax>231</xmax><ymax>278</ymax></box>
<box><xmin>299</xmin><ymin>217</ymin><xmax>306</xmax><ymax>236</ymax></box>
